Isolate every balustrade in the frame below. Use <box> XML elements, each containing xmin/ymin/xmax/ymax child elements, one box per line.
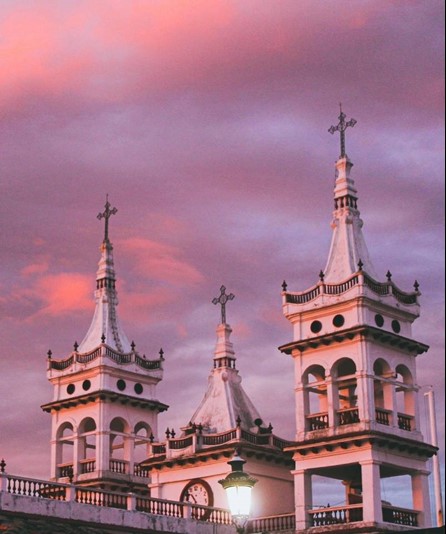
<box><xmin>309</xmin><ymin>504</ymin><xmax>363</xmax><ymax>526</ymax></box>
<box><xmin>337</xmin><ymin>407</ymin><xmax>360</xmax><ymax>426</ymax></box>
<box><xmin>307</xmin><ymin>412</ymin><xmax>329</xmax><ymax>430</ymax></box>
<box><xmin>79</xmin><ymin>458</ymin><xmax>96</xmax><ymax>474</ymax></box>
<box><xmin>382</xmin><ymin>505</ymin><xmax>418</xmax><ymax>526</ymax></box>
<box><xmin>397</xmin><ymin>413</ymin><xmax>413</xmax><ymax>431</ymax></box>
<box><xmin>109</xmin><ymin>459</ymin><xmax>128</xmax><ymax>474</ymax></box>
<box><xmin>76</xmin><ymin>487</ymin><xmax>127</xmax><ymax>509</ymax></box>
<box><xmin>247</xmin><ymin>513</ymin><xmax>295</xmax><ymax>532</ymax></box>
<box><xmin>135</xmin><ymin>496</ymin><xmax>183</xmax><ymax>517</ymax></box>
<box><xmin>375</xmin><ymin>407</ymin><xmax>391</xmax><ymax>426</ymax></box>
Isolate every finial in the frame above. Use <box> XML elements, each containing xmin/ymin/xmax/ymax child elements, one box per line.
<box><xmin>414</xmin><ymin>280</ymin><xmax>420</xmax><ymax>292</ymax></box>
<box><xmin>357</xmin><ymin>259</ymin><xmax>363</xmax><ymax>271</ymax></box>
<box><xmin>386</xmin><ymin>270</ymin><xmax>392</xmax><ymax>282</ymax></box>
<box><xmin>268</xmin><ymin>422</ymin><xmax>273</xmax><ymax>432</ymax></box>
<box><xmin>159</xmin><ymin>348</ymin><xmax>164</xmax><ymax>359</ymax></box>
<box><xmin>47</xmin><ymin>350</ymin><xmax>52</xmax><ymax>359</ymax></box>
<box><xmin>97</xmin><ymin>195</ymin><xmax>117</xmax><ymax>243</ymax></box>
<box><xmin>73</xmin><ymin>341</ymin><xmax>79</xmax><ymax>352</ymax></box>
<box><xmin>101</xmin><ymin>333</ymin><xmax>106</xmax><ymax>343</ymax></box>
<box><xmin>131</xmin><ymin>340</ymin><xmax>136</xmax><ymax>352</ymax></box>
<box><xmin>319</xmin><ymin>270</ymin><xmax>325</xmax><ymax>282</ymax></box>
<box><xmin>149</xmin><ymin>433</ymin><xmax>155</xmax><ymax>443</ymax></box>
<box><xmin>328</xmin><ymin>105</ymin><xmax>357</xmax><ymax>159</ymax></box>
<box><xmin>0</xmin><ymin>459</ymin><xmax>6</xmax><ymax>473</ymax></box>
<box><xmin>212</xmin><ymin>285</ymin><xmax>235</xmax><ymax>324</ymax></box>
<box><xmin>282</xmin><ymin>280</ymin><xmax>287</xmax><ymax>291</ymax></box>
<box><xmin>165</xmin><ymin>428</ymin><xmax>171</xmax><ymax>439</ymax></box>
<box><xmin>236</xmin><ymin>415</ymin><xmax>242</xmax><ymax>428</ymax></box>
<box><xmin>170</xmin><ymin>429</ymin><xmax>176</xmax><ymax>438</ymax></box>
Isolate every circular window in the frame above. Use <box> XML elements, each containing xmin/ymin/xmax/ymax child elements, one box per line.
<box><xmin>391</xmin><ymin>320</ymin><xmax>401</xmax><ymax>333</ymax></box>
<box><xmin>333</xmin><ymin>314</ymin><xmax>345</xmax><ymax>328</ymax></box>
<box><xmin>82</xmin><ymin>380</ymin><xmax>91</xmax><ymax>391</ymax></box>
<box><xmin>117</xmin><ymin>379</ymin><xmax>126</xmax><ymax>391</ymax></box>
<box><xmin>134</xmin><ymin>383</ymin><xmax>143</xmax><ymax>395</ymax></box>
<box><xmin>310</xmin><ymin>320</ymin><xmax>322</xmax><ymax>334</ymax></box>
<box><xmin>67</xmin><ymin>384</ymin><xmax>75</xmax><ymax>395</ymax></box>
<box><xmin>375</xmin><ymin>314</ymin><xmax>384</xmax><ymax>327</ymax></box>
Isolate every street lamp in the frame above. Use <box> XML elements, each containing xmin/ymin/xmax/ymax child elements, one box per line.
<box><xmin>219</xmin><ymin>451</ymin><xmax>258</xmax><ymax>534</ymax></box>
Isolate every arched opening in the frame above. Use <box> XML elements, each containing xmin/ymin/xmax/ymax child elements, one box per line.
<box><xmin>133</xmin><ymin>422</ymin><xmax>152</xmax><ymax>475</ymax></box>
<box><xmin>395</xmin><ymin>364</ymin><xmax>415</xmax><ymax>431</ymax></box>
<box><xmin>333</xmin><ymin>358</ymin><xmax>359</xmax><ymax>426</ymax></box>
<box><xmin>78</xmin><ymin>417</ymin><xmax>97</xmax><ymax>474</ymax></box>
<box><xmin>109</xmin><ymin>417</ymin><xmax>130</xmax><ymax>474</ymax></box>
<box><xmin>373</xmin><ymin>359</ymin><xmax>393</xmax><ymax>426</ymax></box>
<box><xmin>56</xmin><ymin>422</ymin><xmax>74</xmax><ymax>478</ymax></box>
<box><xmin>303</xmin><ymin>365</ymin><xmax>328</xmax><ymax>430</ymax></box>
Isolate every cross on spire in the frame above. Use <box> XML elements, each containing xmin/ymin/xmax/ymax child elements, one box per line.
<box><xmin>97</xmin><ymin>195</ymin><xmax>117</xmax><ymax>242</ymax></box>
<box><xmin>212</xmin><ymin>285</ymin><xmax>235</xmax><ymax>324</ymax></box>
<box><xmin>328</xmin><ymin>104</ymin><xmax>357</xmax><ymax>159</ymax></box>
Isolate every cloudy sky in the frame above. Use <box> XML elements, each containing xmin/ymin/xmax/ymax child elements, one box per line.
<box><xmin>0</xmin><ymin>0</ymin><xmax>444</xmax><ymax>502</ymax></box>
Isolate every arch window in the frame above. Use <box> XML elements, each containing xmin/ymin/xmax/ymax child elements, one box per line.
<box><xmin>56</xmin><ymin>422</ymin><xmax>75</xmax><ymax>478</ymax></box>
<box><xmin>78</xmin><ymin>417</ymin><xmax>97</xmax><ymax>475</ymax></box>
<box><xmin>333</xmin><ymin>358</ymin><xmax>359</xmax><ymax>426</ymax></box>
<box><xmin>109</xmin><ymin>417</ymin><xmax>131</xmax><ymax>474</ymax></box>
<box><xmin>395</xmin><ymin>364</ymin><xmax>415</xmax><ymax>431</ymax></box>
<box><xmin>373</xmin><ymin>359</ymin><xmax>393</xmax><ymax>426</ymax></box>
<box><xmin>303</xmin><ymin>365</ymin><xmax>329</xmax><ymax>431</ymax></box>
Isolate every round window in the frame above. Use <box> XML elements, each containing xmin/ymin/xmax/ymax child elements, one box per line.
<box><xmin>391</xmin><ymin>320</ymin><xmax>401</xmax><ymax>333</ymax></box>
<box><xmin>134</xmin><ymin>383</ymin><xmax>143</xmax><ymax>395</ymax></box>
<box><xmin>82</xmin><ymin>380</ymin><xmax>91</xmax><ymax>391</ymax></box>
<box><xmin>310</xmin><ymin>320</ymin><xmax>322</xmax><ymax>334</ymax></box>
<box><xmin>375</xmin><ymin>314</ymin><xmax>384</xmax><ymax>327</ymax></box>
<box><xmin>117</xmin><ymin>379</ymin><xmax>126</xmax><ymax>391</ymax></box>
<box><xmin>67</xmin><ymin>384</ymin><xmax>75</xmax><ymax>395</ymax></box>
<box><xmin>333</xmin><ymin>314</ymin><xmax>345</xmax><ymax>328</ymax></box>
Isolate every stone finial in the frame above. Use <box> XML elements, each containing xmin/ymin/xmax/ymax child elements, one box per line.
<box><xmin>165</xmin><ymin>428</ymin><xmax>171</xmax><ymax>439</ymax></box>
<box><xmin>73</xmin><ymin>341</ymin><xmax>79</xmax><ymax>352</ymax></box>
<box><xmin>319</xmin><ymin>270</ymin><xmax>325</xmax><ymax>282</ymax></box>
<box><xmin>170</xmin><ymin>429</ymin><xmax>176</xmax><ymax>438</ymax></box>
<box><xmin>386</xmin><ymin>270</ymin><xmax>392</xmax><ymax>282</ymax></box>
<box><xmin>282</xmin><ymin>280</ymin><xmax>288</xmax><ymax>291</ymax></box>
<box><xmin>47</xmin><ymin>350</ymin><xmax>52</xmax><ymax>359</ymax></box>
<box><xmin>236</xmin><ymin>415</ymin><xmax>242</xmax><ymax>428</ymax></box>
<box><xmin>268</xmin><ymin>423</ymin><xmax>273</xmax><ymax>433</ymax></box>
<box><xmin>357</xmin><ymin>259</ymin><xmax>363</xmax><ymax>271</ymax></box>
<box><xmin>0</xmin><ymin>459</ymin><xmax>6</xmax><ymax>473</ymax></box>
<box><xmin>101</xmin><ymin>333</ymin><xmax>106</xmax><ymax>343</ymax></box>
<box><xmin>159</xmin><ymin>348</ymin><xmax>164</xmax><ymax>359</ymax></box>
<box><xmin>414</xmin><ymin>280</ymin><xmax>420</xmax><ymax>292</ymax></box>
<box><xmin>131</xmin><ymin>341</ymin><xmax>136</xmax><ymax>352</ymax></box>
<box><xmin>149</xmin><ymin>433</ymin><xmax>155</xmax><ymax>443</ymax></box>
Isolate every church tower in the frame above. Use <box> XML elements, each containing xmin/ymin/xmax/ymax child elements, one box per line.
<box><xmin>279</xmin><ymin>109</ymin><xmax>437</xmax><ymax>532</ymax></box>
<box><xmin>41</xmin><ymin>198</ymin><xmax>168</xmax><ymax>492</ymax></box>
<box><xmin>140</xmin><ymin>286</ymin><xmax>294</xmax><ymax>519</ymax></box>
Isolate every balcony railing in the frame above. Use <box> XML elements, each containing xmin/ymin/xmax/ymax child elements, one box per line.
<box><xmin>307</xmin><ymin>412</ymin><xmax>329</xmax><ymax>430</ymax></box>
<box><xmin>309</xmin><ymin>504</ymin><xmax>363</xmax><ymax>526</ymax></box>
<box><xmin>109</xmin><ymin>459</ymin><xmax>128</xmax><ymax>474</ymax></box>
<box><xmin>382</xmin><ymin>505</ymin><xmax>418</xmax><ymax>526</ymax></box>
<box><xmin>397</xmin><ymin>413</ymin><xmax>413</xmax><ymax>431</ymax></box>
<box><xmin>337</xmin><ymin>407</ymin><xmax>360</xmax><ymax>426</ymax></box>
<box><xmin>375</xmin><ymin>407</ymin><xmax>391</xmax><ymax>426</ymax></box>
<box><xmin>79</xmin><ymin>458</ymin><xmax>96</xmax><ymax>474</ymax></box>
<box><xmin>247</xmin><ymin>513</ymin><xmax>295</xmax><ymax>532</ymax></box>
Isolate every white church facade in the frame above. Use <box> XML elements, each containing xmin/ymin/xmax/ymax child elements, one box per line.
<box><xmin>0</xmin><ymin>111</ymin><xmax>441</xmax><ymax>533</ymax></box>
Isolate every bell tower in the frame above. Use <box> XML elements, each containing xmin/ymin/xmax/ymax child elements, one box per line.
<box><xmin>279</xmin><ymin>109</ymin><xmax>437</xmax><ymax>532</ymax></box>
<box><xmin>41</xmin><ymin>198</ymin><xmax>168</xmax><ymax>492</ymax></box>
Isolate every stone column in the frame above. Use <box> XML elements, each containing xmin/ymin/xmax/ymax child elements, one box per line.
<box><xmin>360</xmin><ymin>460</ymin><xmax>382</xmax><ymax>523</ymax></box>
<box><xmin>412</xmin><ymin>471</ymin><xmax>432</xmax><ymax>528</ymax></box>
<box><xmin>326</xmin><ymin>374</ymin><xmax>336</xmax><ymax>429</ymax></box>
<box><xmin>293</xmin><ymin>468</ymin><xmax>312</xmax><ymax>530</ymax></box>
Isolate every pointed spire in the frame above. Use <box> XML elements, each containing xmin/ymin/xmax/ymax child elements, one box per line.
<box><xmin>323</xmin><ymin>108</ymin><xmax>377</xmax><ymax>282</ymax></box>
<box><xmin>77</xmin><ymin>200</ymin><xmax>131</xmax><ymax>354</ymax></box>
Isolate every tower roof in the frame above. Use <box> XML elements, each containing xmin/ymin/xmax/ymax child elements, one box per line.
<box><xmin>77</xmin><ymin>198</ymin><xmax>131</xmax><ymax>353</ymax></box>
<box><xmin>188</xmin><ymin>288</ymin><xmax>265</xmax><ymax>434</ymax></box>
<box><xmin>324</xmin><ymin>109</ymin><xmax>378</xmax><ymax>282</ymax></box>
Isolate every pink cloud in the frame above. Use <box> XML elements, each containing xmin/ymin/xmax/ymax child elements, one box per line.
<box><xmin>118</xmin><ymin>237</ymin><xmax>205</xmax><ymax>287</ymax></box>
<box><xmin>34</xmin><ymin>273</ymin><xmax>92</xmax><ymax>316</ymax></box>
<box><xmin>21</xmin><ymin>259</ymin><xmax>49</xmax><ymax>276</ymax></box>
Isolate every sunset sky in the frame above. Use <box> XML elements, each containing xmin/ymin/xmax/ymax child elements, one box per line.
<box><xmin>0</xmin><ymin>0</ymin><xmax>444</xmax><ymax>501</ymax></box>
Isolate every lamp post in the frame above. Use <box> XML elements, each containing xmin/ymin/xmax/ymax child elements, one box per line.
<box><xmin>219</xmin><ymin>452</ymin><xmax>258</xmax><ymax>534</ymax></box>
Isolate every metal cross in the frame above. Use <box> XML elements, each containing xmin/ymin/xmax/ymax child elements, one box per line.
<box><xmin>97</xmin><ymin>195</ymin><xmax>117</xmax><ymax>242</ymax></box>
<box><xmin>328</xmin><ymin>104</ymin><xmax>357</xmax><ymax>159</ymax></box>
<box><xmin>212</xmin><ymin>285</ymin><xmax>235</xmax><ymax>324</ymax></box>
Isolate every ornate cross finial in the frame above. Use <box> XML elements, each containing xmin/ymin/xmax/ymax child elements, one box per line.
<box><xmin>328</xmin><ymin>104</ymin><xmax>357</xmax><ymax>159</ymax></box>
<box><xmin>97</xmin><ymin>195</ymin><xmax>117</xmax><ymax>242</ymax></box>
<box><xmin>212</xmin><ymin>285</ymin><xmax>235</xmax><ymax>324</ymax></box>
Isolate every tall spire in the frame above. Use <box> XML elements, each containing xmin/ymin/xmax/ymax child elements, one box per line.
<box><xmin>323</xmin><ymin>109</ymin><xmax>377</xmax><ymax>282</ymax></box>
<box><xmin>77</xmin><ymin>198</ymin><xmax>131</xmax><ymax>353</ymax></box>
<box><xmin>188</xmin><ymin>287</ymin><xmax>263</xmax><ymax>433</ymax></box>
